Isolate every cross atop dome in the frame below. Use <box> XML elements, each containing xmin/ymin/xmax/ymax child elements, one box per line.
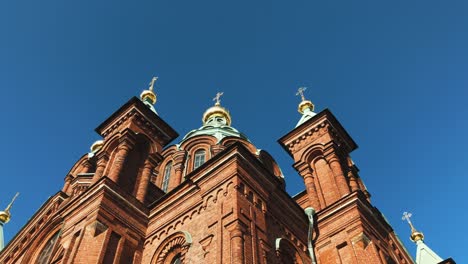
<box><xmin>402</xmin><ymin>211</ymin><xmax>425</xmax><ymax>242</ymax></box>
<box><xmin>402</xmin><ymin>212</ymin><xmax>453</xmax><ymax>263</ymax></box>
<box><xmin>182</xmin><ymin>92</ymin><xmax>250</xmax><ymax>143</ymax></box>
<box><xmin>296</xmin><ymin>87</ymin><xmax>307</xmax><ymax>102</ymax></box>
<box><xmin>294</xmin><ymin>86</ymin><xmax>316</xmax><ymax>127</ymax></box>
<box><xmin>213</xmin><ymin>92</ymin><xmax>224</xmax><ymax>106</ymax></box>
<box><xmin>202</xmin><ymin>92</ymin><xmax>232</xmax><ymax>126</ymax></box>
<box><xmin>140</xmin><ymin>76</ymin><xmax>159</xmax><ymax>113</ymax></box>
<box><xmin>140</xmin><ymin>76</ymin><xmax>158</xmax><ymax>106</ymax></box>
<box><xmin>148</xmin><ymin>77</ymin><xmax>158</xmax><ymax>92</ymax></box>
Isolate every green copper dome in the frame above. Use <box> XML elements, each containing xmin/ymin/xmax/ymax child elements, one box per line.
<box><xmin>181</xmin><ymin>115</ymin><xmax>249</xmax><ymax>143</ymax></box>
<box><xmin>182</xmin><ymin>93</ymin><xmax>249</xmax><ymax>143</ymax></box>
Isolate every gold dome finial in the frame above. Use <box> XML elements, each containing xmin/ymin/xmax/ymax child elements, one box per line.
<box><xmin>402</xmin><ymin>211</ymin><xmax>425</xmax><ymax>242</ymax></box>
<box><xmin>296</xmin><ymin>87</ymin><xmax>315</xmax><ymax>114</ymax></box>
<box><xmin>202</xmin><ymin>92</ymin><xmax>232</xmax><ymax>126</ymax></box>
<box><xmin>140</xmin><ymin>77</ymin><xmax>158</xmax><ymax>105</ymax></box>
<box><xmin>0</xmin><ymin>192</ymin><xmax>19</xmax><ymax>224</ymax></box>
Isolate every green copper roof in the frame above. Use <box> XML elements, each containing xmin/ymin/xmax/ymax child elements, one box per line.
<box><xmin>415</xmin><ymin>240</ymin><xmax>443</xmax><ymax>264</ymax></box>
<box><xmin>296</xmin><ymin>107</ymin><xmax>317</xmax><ymax>127</ymax></box>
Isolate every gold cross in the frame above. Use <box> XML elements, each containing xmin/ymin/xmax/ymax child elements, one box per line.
<box><xmin>213</xmin><ymin>92</ymin><xmax>224</xmax><ymax>105</ymax></box>
<box><xmin>296</xmin><ymin>87</ymin><xmax>307</xmax><ymax>101</ymax></box>
<box><xmin>402</xmin><ymin>211</ymin><xmax>416</xmax><ymax>232</ymax></box>
<box><xmin>148</xmin><ymin>77</ymin><xmax>158</xmax><ymax>91</ymax></box>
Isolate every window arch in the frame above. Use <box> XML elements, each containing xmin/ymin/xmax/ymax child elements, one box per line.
<box><xmin>36</xmin><ymin>231</ymin><xmax>61</xmax><ymax>264</ymax></box>
<box><xmin>275</xmin><ymin>238</ymin><xmax>305</xmax><ymax>264</ymax></box>
<box><xmin>162</xmin><ymin>162</ymin><xmax>172</xmax><ymax>192</ymax></box>
<box><xmin>193</xmin><ymin>149</ymin><xmax>206</xmax><ymax>170</ymax></box>
<box><xmin>152</xmin><ymin>231</ymin><xmax>192</xmax><ymax>264</ymax></box>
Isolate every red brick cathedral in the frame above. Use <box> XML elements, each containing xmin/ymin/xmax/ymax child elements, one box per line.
<box><xmin>0</xmin><ymin>81</ymin><xmax>414</xmax><ymax>263</ymax></box>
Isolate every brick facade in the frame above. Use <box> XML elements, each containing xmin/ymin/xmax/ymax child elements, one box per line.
<box><xmin>0</xmin><ymin>96</ymin><xmax>413</xmax><ymax>263</ymax></box>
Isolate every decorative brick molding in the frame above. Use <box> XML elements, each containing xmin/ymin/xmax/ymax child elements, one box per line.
<box><xmin>151</xmin><ymin>231</ymin><xmax>192</xmax><ymax>264</ymax></box>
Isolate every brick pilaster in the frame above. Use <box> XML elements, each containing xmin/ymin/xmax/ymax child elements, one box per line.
<box><xmin>92</xmin><ymin>153</ymin><xmax>109</xmax><ymax>183</ymax></box>
<box><xmin>135</xmin><ymin>154</ymin><xmax>160</xmax><ymax>203</ymax></box>
<box><xmin>108</xmin><ymin>136</ymin><xmax>135</xmax><ymax>183</ymax></box>
<box><xmin>326</xmin><ymin>153</ymin><xmax>350</xmax><ymax>197</ymax></box>
<box><xmin>171</xmin><ymin>150</ymin><xmax>186</xmax><ymax>189</ymax></box>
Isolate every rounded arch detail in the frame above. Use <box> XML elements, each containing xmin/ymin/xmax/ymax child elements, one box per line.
<box><xmin>299</xmin><ymin>144</ymin><xmax>326</xmax><ymax>165</ymax></box>
<box><xmin>134</xmin><ymin>132</ymin><xmax>158</xmax><ymax>154</ymax></box>
<box><xmin>22</xmin><ymin>217</ymin><xmax>63</xmax><ymax>264</ymax></box>
<box><xmin>220</xmin><ymin>137</ymin><xmax>257</xmax><ymax>155</ymax></box>
<box><xmin>151</xmin><ymin>231</ymin><xmax>192</xmax><ymax>264</ymax></box>
<box><xmin>179</xmin><ymin>135</ymin><xmax>217</xmax><ymax>151</ymax></box>
<box><xmin>66</xmin><ymin>154</ymin><xmax>94</xmax><ymax>176</ymax></box>
<box><xmin>161</xmin><ymin>145</ymin><xmax>177</xmax><ymax>158</ymax></box>
<box><xmin>99</xmin><ymin>133</ymin><xmax>121</xmax><ymax>155</ymax></box>
<box><xmin>275</xmin><ymin>238</ymin><xmax>305</xmax><ymax>264</ymax></box>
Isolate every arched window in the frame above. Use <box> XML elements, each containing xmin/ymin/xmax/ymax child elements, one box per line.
<box><xmin>162</xmin><ymin>162</ymin><xmax>172</xmax><ymax>192</ymax></box>
<box><xmin>36</xmin><ymin>231</ymin><xmax>61</xmax><ymax>264</ymax></box>
<box><xmin>193</xmin><ymin>150</ymin><xmax>206</xmax><ymax>170</ymax></box>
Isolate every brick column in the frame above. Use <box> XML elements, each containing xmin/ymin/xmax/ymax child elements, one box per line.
<box><xmin>326</xmin><ymin>154</ymin><xmax>350</xmax><ymax>197</ymax></box>
<box><xmin>294</xmin><ymin>162</ymin><xmax>321</xmax><ymax>210</ymax></box>
<box><xmin>135</xmin><ymin>155</ymin><xmax>159</xmax><ymax>203</ymax></box>
<box><xmin>92</xmin><ymin>153</ymin><xmax>109</xmax><ymax>183</ymax></box>
<box><xmin>108</xmin><ymin>138</ymin><xmax>135</xmax><ymax>183</ymax></box>
<box><xmin>62</xmin><ymin>174</ymin><xmax>73</xmax><ymax>194</ymax></box>
<box><xmin>170</xmin><ymin>150</ymin><xmax>186</xmax><ymax>189</ymax></box>
<box><xmin>348</xmin><ymin>171</ymin><xmax>359</xmax><ymax>192</ymax></box>
<box><xmin>229</xmin><ymin>222</ymin><xmax>246</xmax><ymax>264</ymax></box>
<box><xmin>346</xmin><ymin>157</ymin><xmax>359</xmax><ymax>192</ymax></box>
<box><xmin>303</xmin><ymin>174</ymin><xmax>322</xmax><ymax>211</ymax></box>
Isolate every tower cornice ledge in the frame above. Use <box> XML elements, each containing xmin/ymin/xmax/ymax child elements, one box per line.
<box><xmin>278</xmin><ymin>109</ymin><xmax>358</xmax><ymax>157</ymax></box>
<box><xmin>95</xmin><ymin>96</ymin><xmax>178</xmax><ymax>146</ymax></box>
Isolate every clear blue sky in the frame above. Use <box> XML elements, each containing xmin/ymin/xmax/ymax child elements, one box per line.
<box><xmin>1</xmin><ymin>0</ymin><xmax>467</xmax><ymax>261</ymax></box>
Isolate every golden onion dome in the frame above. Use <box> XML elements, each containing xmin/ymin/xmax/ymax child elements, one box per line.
<box><xmin>140</xmin><ymin>90</ymin><xmax>157</xmax><ymax>105</ymax></box>
<box><xmin>298</xmin><ymin>100</ymin><xmax>315</xmax><ymax>114</ymax></box>
<box><xmin>202</xmin><ymin>103</ymin><xmax>232</xmax><ymax>126</ymax></box>
<box><xmin>140</xmin><ymin>77</ymin><xmax>158</xmax><ymax>105</ymax></box>
<box><xmin>0</xmin><ymin>211</ymin><xmax>10</xmax><ymax>224</ymax></box>
<box><xmin>90</xmin><ymin>140</ymin><xmax>104</xmax><ymax>153</ymax></box>
<box><xmin>410</xmin><ymin>230</ymin><xmax>425</xmax><ymax>242</ymax></box>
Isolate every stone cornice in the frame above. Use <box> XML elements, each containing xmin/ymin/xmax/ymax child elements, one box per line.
<box><xmin>62</xmin><ymin>176</ymin><xmax>149</xmax><ymax>218</ymax></box>
<box><xmin>314</xmin><ymin>190</ymin><xmax>404</xmax><ymax>249</ymax></box>
<box><xmin>95</xmin><ymin>97</ymin><xmax>178</xmax><ymax>146</ymax></box>
<box><xmin>278</xmin><ymin>109</ymin><xmax>358</xmax><ymax>157</ymax></box>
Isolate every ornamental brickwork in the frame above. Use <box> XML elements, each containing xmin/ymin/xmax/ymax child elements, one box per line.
<box><xmin>0</xmin><ymin>94</ymin><xmax>413</xmax><ymax>264</ymax></box>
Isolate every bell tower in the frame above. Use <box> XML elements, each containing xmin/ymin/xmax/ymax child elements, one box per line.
<box><xmin>89</xmin><ymin>77</ymin><xmax>178</xmax><ymax>203</ymax></box>
<box><xmin>279</xmin><ymin>88</ymin><xmax>413</xmax><ymax>264</ymax></box>
<box><xmin>18</xmin><ymin>78</ymin><xmax>179</xmax><ymax>264</ymax></box>
<box><xmin>279</xmin><ymin>87</ymin><xmax>365</xmax><ymax>211</ymax></box>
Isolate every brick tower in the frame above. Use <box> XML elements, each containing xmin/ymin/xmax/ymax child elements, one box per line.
<box><xmin>0</xmin><ymin>80</ymin><xmax>416</xmax><ymax>263</ymax></box>
<box><xmin>279</xmin><ymin>89</ymin><xmax>413</xmax><ymax>263</ymax></box>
